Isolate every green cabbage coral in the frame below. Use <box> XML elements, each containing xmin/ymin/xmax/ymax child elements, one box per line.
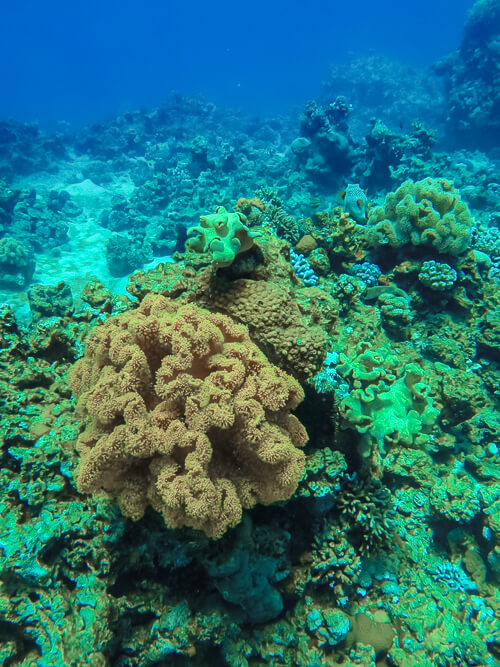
<box><xmin>338</xmin><ymin>345</ymin><xmax>440</xmax><ymax>458</ymax></box>
<box><xmin>366</xmin><ymin>177</ymin><xmax>473</xmax><ymax>256</ymax></box>
<box><xmin>186</xmin><ymin>205</ymin><xmax>259</xmax><ymax>267</ymax></box>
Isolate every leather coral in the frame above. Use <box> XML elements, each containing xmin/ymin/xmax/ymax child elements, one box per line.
<box><xmin>70</xmin><ymin>293</ymin><xmax>307</xmax><ymax>538</ymax></box>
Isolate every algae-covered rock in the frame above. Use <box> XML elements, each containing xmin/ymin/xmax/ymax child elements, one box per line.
<box><xmin>28</xmin><ymin>281</ymin><xmax>73</xmax><ymax>320</ymax></box>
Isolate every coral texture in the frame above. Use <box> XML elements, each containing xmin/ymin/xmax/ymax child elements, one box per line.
<box><xmin>70</xmin><ymin>294</ymin><xmax>307</xmax><ymax>538</ymax></box>
<box><xmin>418</xmin><ymin>260</ymin><xmax>458</xmax><ymax>291</ymax></box>
<box><xmin>366</xmin><ymin>177</ymin><xmax>473</xmax><ymax>256</ymax></box>
<box><xmin>434</xmin><ymin>0</ymin><xmax>500</xmax><ymax>147</ymax></box>
<box><xmin>0</xmin><ymin>235</ymin><xmax>35</xmax><ymax>288</ymax></box>
<box><xmin>212</xmin><ymin>279</ymin><xmax>328</xmax><ymax>380</ymax></box>
<box><xmin>338</xmin><ymin>345</ymin><xmax>440</xmax><ymax>458</ymax></box>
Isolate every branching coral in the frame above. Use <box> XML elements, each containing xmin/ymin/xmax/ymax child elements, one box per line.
<box><xmin>310</xmin><ymin>519</ymin><xmax>362</xmax><ymax>602</ymax></box>
<box><xmin>70</xmin><ymin>294</ymin><xmax>307</xmax><ymax>538</ymax></box>
<box><xmin>334</xmin><ymin>477</ymin><xmax>395</xmax><ymax>555</ymax></box>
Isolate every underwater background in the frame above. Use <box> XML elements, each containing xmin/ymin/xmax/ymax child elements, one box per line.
<box><xmin>0</xmin><ymin>0</ymin><xmax>500</xmax><ymax>665</ymax></box>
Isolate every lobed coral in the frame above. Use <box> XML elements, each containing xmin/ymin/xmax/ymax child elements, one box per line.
<box><xmin>338</xmin><ymin>345</ymin><xmax>440</xmax><ymax>459</ymax></box>
<box><xmin>289</xmin><ymin>248</ymin><xmax>318</xmax><ymax>286</ymax></box>
<box><xmin>349</xmin><ymin>261</ymin><xmax>382</xmax><ymax>287</ymax></box>
<box><xmin>0</xmin><ymin>235</ymin><xmax>35</xmax><ymax>288</ymax></box>
<box><xmin>186</xmin><ymin>205</ymin><xmax>259</xmax><ymax>267</ymax></box>
<box><xmin>418</xmin><ymin>260</ymin><xmax>458</xmax><ymax>291</ymax></box>
<box><xmin>70</xmin><ymin>294</ymin><xmax>307</xmax><ymax>539</ymax></box>
<box><xmin>234</xmin><ymin>197</ymin><xmax>266</xmax><ymax>213</ymax></box>
<box><xmin>366</xmin><ymin>177</ymin><xmax>474</xmax><ymax>256</ymax></box>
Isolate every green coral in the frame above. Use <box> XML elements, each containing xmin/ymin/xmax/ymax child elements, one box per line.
<box><xmin>378</xmin><ymin>290</ymin><xmax>412</xmax><ymax>339</ymax></box>
<box><xmin>366</xmin><ymin>177</ymin><xmax>473</xmax><ymax>256</ymax></box>
<box><xmin>478</xmin><ymin>304</ymin><xmax>500</xmax><ymax>358</ymax></box>
<box><xmin>429</xmin><ymin>473</ymin><xmax>482</xmax><ymax>523</ymax></box>
<box><xmin>338</xmin><ymin>346</ymin><xmax>440</xmax><ymax>457</ymax></box>
<box><xmin>307</xmin><ymin>607</ymin><xmax>351</xmax><ymax>646</ymax></box>
<box><xmin>334</xmin><ymin>477</ymin><xmax>395</xmax><ymax>555</ymax></box>
<box><xmin>27</xmin><ymin>281</ymin><xmax>74</xmax><ymax>320</ymax></box>
<box><xmin>186</xmin><ymin>205</ymin><xmax>259</xmax><ymax>267</ymax></box>
<box><xmin>310</xmin><ymin>519</ymin><xmax>362</xmax><ymax>603</ymax></box>
<box><xmin>0</xmin><ymin>235</ymin><xmax>35</xmax><ymax>288</ymax></box>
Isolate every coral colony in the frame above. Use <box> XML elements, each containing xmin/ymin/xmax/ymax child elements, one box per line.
<box><xmin>1</xmin><ymin>1</ymin><xmax>500</xmax><ymax>665</ymax></box>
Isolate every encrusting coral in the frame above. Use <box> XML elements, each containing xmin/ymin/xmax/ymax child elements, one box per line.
<box><xmin>70</xmin><ymin>293</ymin><xmax>308</xmax><ymax>538</ymax></box>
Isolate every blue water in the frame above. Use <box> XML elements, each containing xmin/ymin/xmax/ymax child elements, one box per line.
<box><xmin>1</xmin><ymin>0</ymin><xmax>474</xmax><ymax>127</ymax></box>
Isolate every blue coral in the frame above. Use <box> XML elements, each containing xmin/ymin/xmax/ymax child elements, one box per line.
<box><xmin>418</xmin><ymin>260</ymin><xmax>458</xmax><ymax>291</ymax></box>
<box><xmin>306</xmin><ymin>607</ymin><xmax>351</xmax><ymax>646</ymax></box>
<box><xmin>428</xmin><ymin>561</ymin><xmax>477</xmax><ymax>593</ymax></box>
<box><xmin>312</xmin><ymin>351</ymin><xmax>350</xmax><ymax>398</ymax></box>
<box><xmin>290</xmin><ymin>247</ymin><xmax>318</xmax><ymax>286</ymax></box>
<box><xmin>349</xmin><ymin>261</ymin><xmax>382</xmax><ymax>287</ymax></box>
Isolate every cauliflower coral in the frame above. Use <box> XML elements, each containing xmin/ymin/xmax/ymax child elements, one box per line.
<box><xmin>70</xmin><ymin>294</ymin><xmax>307</xmax><ymax>538</ymax></box>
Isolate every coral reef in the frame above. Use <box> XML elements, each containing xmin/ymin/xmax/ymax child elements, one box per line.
<box><xmin>1</xmin><ymin>19</ymin><xmax>500</xmax><ymax>663</ymax></box>
<box><xmin>321</xmin><ymin>54</ymin><xmax>445</xmax><ymax>139</ymax></box>
<box><xmin>291</xmin><ymin>100</ymin><xmax>358</xmax><ymax>186</ymax></box>
<box><xmin>0</xmin><ymin>236</ymin><xmax>35</xmax><ymax>288</ymax></box>
<box><xmin>211</xmin><ymin>279</ymin><xmax>328</xmax><ymax>381</ymax></box>
<box><xmin>435</xmin><ymin>0</ymin><xmax>500</xmax><ymax>148</ymax></box>
<box><xmin>338</xmin><ymin>345</ymin><xmax>440</xmax><ymax>460</ymax></box>
<box><xmin>27</xmin><ymin>282</ymin><xmax>73</xmax><ymax>320</ymax></box>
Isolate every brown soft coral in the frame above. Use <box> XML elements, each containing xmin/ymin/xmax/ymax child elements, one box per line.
<box><xmin>70</xmin><ymin>294</ymin><xmax>307</xmax><ymax>538</ymax></box>
<box><xmin>234</xmin><ymin>197</ymin><xmax>266</xmax><ymax>213</ymax></box>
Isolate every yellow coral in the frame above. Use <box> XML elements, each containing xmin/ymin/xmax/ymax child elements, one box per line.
<box><xmin>70</xmin><ymin>294</ymin><xmax>307</xmax><ymax>538</ymax></box>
